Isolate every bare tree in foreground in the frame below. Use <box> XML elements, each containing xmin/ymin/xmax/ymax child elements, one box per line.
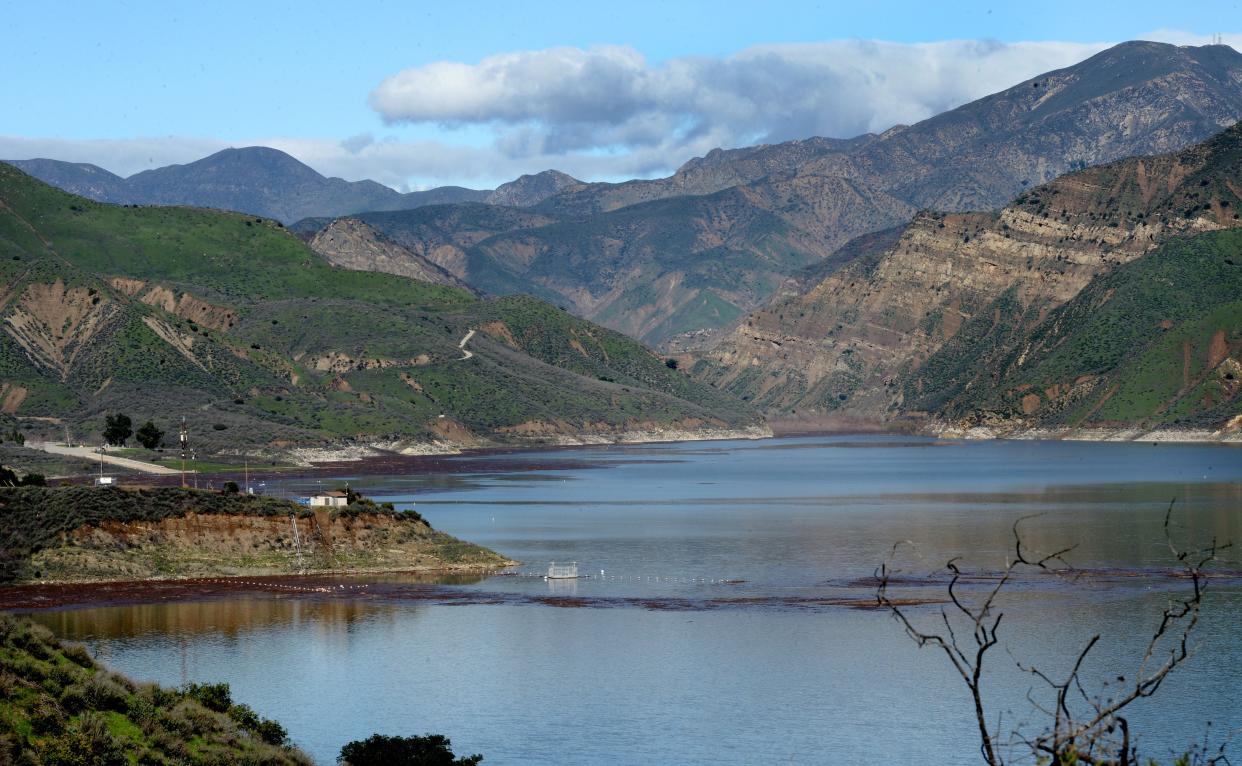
<box><xmin>876</xmin><ymin>503</ymin><xmax>1233</xmax><ymax>766</ymax></box>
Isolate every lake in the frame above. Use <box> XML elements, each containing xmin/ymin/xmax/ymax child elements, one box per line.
<box><xmin>25</xmin><ymin>436</ymin><xmax>1242</xmax><ymax>765</ymax></box>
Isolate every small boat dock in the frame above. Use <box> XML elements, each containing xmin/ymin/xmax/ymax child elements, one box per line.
<box><xmin>544</xmin><ymin>561</ymin><xmax>579</xmax><ymax>580</ymax></box>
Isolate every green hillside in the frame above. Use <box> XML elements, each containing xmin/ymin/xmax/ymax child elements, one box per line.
<box><xmin>906</xmin><ymin>229</ymin><xmax>1242</xmax><ymax>429</ymax></box>
<box><xmin>0</xmin><ymin>165</ymin><xmax>756</xmax><ymax>453</ymax></box>
<box><xmin>0</xmin><ymin>615</ymin><xmax>310</xmax><ymax>764</ymax></box>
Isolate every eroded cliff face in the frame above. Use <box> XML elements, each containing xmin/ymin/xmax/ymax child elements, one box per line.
<box><xmin>308</xmin><ymin>218</ymin><xmax>474</xmax><ymax>290</ymax></box>
<box><xmin>3</xmin><ymin>280</ymin><xmax>117</xmax><ymax>379</ymax></box>
<box><xmin>29</xmin><ymin>510</ymin><xmax>512</xmax><ymax>582</ymax></box>
<box><xmin>696</xmin><ymin>124</ymin><xmax>1242</xmax><ymax>419</ymax></box>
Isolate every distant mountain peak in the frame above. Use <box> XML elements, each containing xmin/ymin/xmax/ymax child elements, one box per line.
<box><xmin>145</xmin><ymin>146</ymin><xmax>324</xmax><ymax>182</ymax></box>
<box><xmin>486</xmin><ymin>169</ymin><xmax>581</xmax><ymax>207</ymax></box>
<box><xmin>9</xmin><ymin>145</ymin><xmax>490</xmax><ymax>223</ymax></box>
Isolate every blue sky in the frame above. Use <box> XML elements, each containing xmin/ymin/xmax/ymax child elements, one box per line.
<box><xmin>2</xmin><ymin>0</ymin><xmax>1240</xmax><ymax>188</ymax></box>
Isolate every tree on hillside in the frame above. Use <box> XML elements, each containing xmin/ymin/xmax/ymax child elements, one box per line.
<box><xmin>135</xmin><ymin>421</ymin><xmax>164</xmax><ymax>449</ymax></box>
<box><xmin>0</xmin><ymin>466</ymin><xmax>45</xmax><ymax>487</ymax></box>
<box><xmin>338</xmin><ymin>734</ymin><xmax>482</xmax><ymax>766</ymax></box>
<box><xmin>877</xmin><ymin>505</ymin><xmax>1231</xmax><ymax>765</ymax></box>
<box><xmin>102</xmin><ymin>414</ymin><xmax>133</xmax><ymax>447</ymax></box>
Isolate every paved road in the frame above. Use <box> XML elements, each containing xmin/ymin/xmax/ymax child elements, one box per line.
<box><xmin>458</xmin><ymin>328</ymin><xmax>476</xmax><ymax>360</ymax></box>
<box><xmin>30</xmin><ymin>443</ymin><xmax>180</xmax><ymax>475</ymax></box>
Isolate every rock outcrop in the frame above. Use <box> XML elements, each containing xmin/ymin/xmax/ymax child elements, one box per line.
<box><xmin>308</xmin><ymin>218</ymin><xmax>475</xmax><ymax>290</ymax></box>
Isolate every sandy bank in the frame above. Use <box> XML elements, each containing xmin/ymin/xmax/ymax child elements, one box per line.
<box><xmin>280</xmin><ymin>424</ymin><xmax>773</xmax><ymax>466</ymax></box>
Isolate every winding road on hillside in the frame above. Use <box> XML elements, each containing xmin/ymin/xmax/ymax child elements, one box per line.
<box><xmin>458</xmin><ymin>329</ymin><xmax>476</xmax><ymax>360</ymax></box>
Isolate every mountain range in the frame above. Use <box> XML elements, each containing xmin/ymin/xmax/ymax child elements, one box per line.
<box><xmin>3</xmin><ymin>149</ymin><xmax>581</xmax><ymax>225</ymax></box>
<box><xmin>13</xmin><ymin>43</ymin><xmax>1242</xmax><ymax>351</ymax></box>
<box><xmin>301</xmin><ymin>41</ymin><xmax>1242</xmax><ymax>346</ymax></box>
<box><xmin>0</xmin><ymin>164</ymin><xmax>756</xmax><ymax>452</ymax></box>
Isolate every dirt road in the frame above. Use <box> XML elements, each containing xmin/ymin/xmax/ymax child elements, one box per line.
<box><xmin>458</xmin><ymin>328</ymin><xmax>476</xmax><ymax>360</ymax></box>
<box><xmin>30</xmin><ymin>443</ymin><xmax>180</xmax><ymax>475</ymax></box>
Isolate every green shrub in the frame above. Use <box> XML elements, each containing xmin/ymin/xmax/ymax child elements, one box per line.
<box><xmin>41</xmin><ymin>711</ymin><xmax>128</xmax><ymax>766</ymax></box>
<box><xmin>47</xmin><ymin>661</ymin><xmax>83</xmax><ymax>688</ymax></box>
<box><xmin>61</xmin><ymin>642</ymin><xmax>96</xmax><ymax>669</ymax></box>
<box><xmin>184</xmin><ymin>681</ymin><xmax>232</xmax><ymax>712</ymax></box>
<box><xmin>161</xmin><ymin>699</ymin><xmax>218</xmax><ymax>737</ymax></box>
<box><xmin>338</xmin><ymin>733</ymin><xmax>483</xmax><ymax>766</ymax></box>
<box><xmin>29</xmin><ymin>694</ymin><xmax>65</xmax><ymax>734</ymax></box>
<box><xmin>84</xmin><ymin>673</ymin><xmax>131</xmax><ymax>712</ymax></box>
<box><xmin>229</xmin><ymin>703</ymin><xmax>290</xmax><ymax>747</ymax></box>
<box><xmin>59</xmin><ymin>683</ymin><xmax>89</xmax><ymax>713</ymax></box>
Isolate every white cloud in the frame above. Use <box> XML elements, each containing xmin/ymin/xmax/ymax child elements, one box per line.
<box><xmin>369</xmin><ymin>39</ymin><xmax>1116</xmax><ymax>156</ymax></box>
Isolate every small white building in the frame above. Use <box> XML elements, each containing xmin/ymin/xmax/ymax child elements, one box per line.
<box><xmin>308</xmin><ymin>490</ymin><xmax>349</xmax><ymax>507</ymax></box>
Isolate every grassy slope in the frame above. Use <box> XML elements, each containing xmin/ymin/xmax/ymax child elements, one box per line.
<box><xmin>0</xmin><ymin>615</ymin><xmax>310</xmax><ymax>764</ymax></box>
<box><xmin>0</xmin><ymin>165</ymin><xmax>754</xmax><ymax>450</ymax></box>
<box><xmin>907</xmin><ymin>229</ymin><xmax>1242</xmax><ymax>428</ymax></box>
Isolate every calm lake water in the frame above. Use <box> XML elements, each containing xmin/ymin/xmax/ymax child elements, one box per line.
<box><xmin>26</xmin><ymin>436</ymin><xmax>1242</xmax><ymax>765</ymax></box>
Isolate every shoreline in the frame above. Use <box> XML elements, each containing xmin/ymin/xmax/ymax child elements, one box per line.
<box><xmin>929</xmin><ymin>424</ymin><xmax>1242</xmax><ymax>444</ymax></box>
<box><xmin>0</xmin><ymin>564</ymin><xmax>520</xmax><ymax>610</ymax></box>
<box><xmin>280</xmin><ymin>424</ymin><xmax>774</xmax><ymax>466</ymax></box>
<box><xmin>7</xmin><ymin>560</ymin><xmax>519</xmax><ymax>588</ymax></box>
<box><xmin>47</xmin><ymin>420</ymin><xmax>1242</xmax><ymax>488</ymax></box>
<box><xmin>61</xmin><ymin>425</ymin><xmax>774</xmax><ymax>485</ymax></box>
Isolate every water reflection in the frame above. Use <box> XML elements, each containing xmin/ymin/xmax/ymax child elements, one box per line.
<box><xmin>14</xmin><ymin>437</ymin><xmax>1242</xmax><ymax>766</ymax></box>
<box><xmin>35</xmin><ymin>597</ymin><xmax>393</xmax><ymax>642</ymax></box>
<box><xmin>544</xmin><ymin>577</ymin><xmax>578</xmax><ymax>596</ymax></box>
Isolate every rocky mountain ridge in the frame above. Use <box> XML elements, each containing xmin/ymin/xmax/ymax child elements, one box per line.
<box><xmin>693</xmin><ymin>123</ymin><xmax>1242</xmax><ymax>433</ymax></box>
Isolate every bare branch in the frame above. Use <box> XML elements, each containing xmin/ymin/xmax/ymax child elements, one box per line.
<box><xmin>878</xmin><ymin>503</ymin><xmax>1231</xmax><ymax>766</ymax></box>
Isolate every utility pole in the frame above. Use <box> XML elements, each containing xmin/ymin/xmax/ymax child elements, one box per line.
<box><xmin>179</xmin><ymin>418</ymin><xmax>189</xmax><ymax>488</ymax></box>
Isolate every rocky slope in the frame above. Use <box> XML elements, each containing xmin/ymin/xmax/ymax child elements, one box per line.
<box><xmin>0</xmin><ymin>164</ymin><xmax>758</xmax><ymax>453</ymax></box>
<box><xmin>5</xmin><ymin>147</ymin><xmax>490</xmax><ymax>223</ymax></box>
<box><xmin>540</xmin><ymin>42</ymin><xmax>1242</xmax><ymax>218</ymax></box>
<box><xmin>290</xmin><ymin>203</ymin><xmax>562</xmax><ymax>286</ymax></box>
<box><xmin>694</xmin><ymin>123</ymin><xmax>1242</xmax><ymax>430</ymax></box>
<box><xmin>307</xmin><ymin>218</ymin><xmax>475</xmax><ymax>290</ymax></box>
<box><xmin>532</xmin><ymin>135</ymin><xmax>877</xmax><ymax>217</ymax></box>
<box><xmin>917</xmin><ymin>228</ymin><xmax>1242</xmax><ymax>435</ymax></box>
